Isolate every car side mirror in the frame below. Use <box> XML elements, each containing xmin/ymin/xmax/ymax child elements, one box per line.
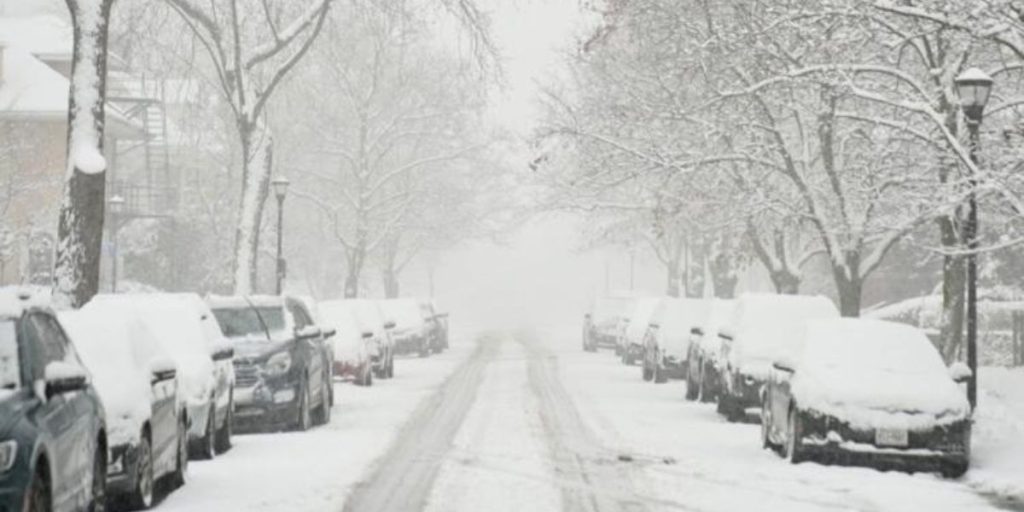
<box><xmin>384</xmin><ymin>321</ymin><xmax>396</xmax><ymax>330</ymax></box>
<box><xmin>211</xmin><ymin>343</ymin><xmax>235</xmax><ymax>362</ymax></box>
<box><xmin>649</xmin><ymin>322</ymin><xmax>660</xmax><ymax>330</ymax></box>
<box><xmin>361</xmin><ymin>331</ymin><xmax>374</xmax><ymax>339</ymax></box>
<box><xmin>948</xmin><ymin>361</ymin><xmax>972</xmax><ymax>384</ymax></box>
<box><xmin>322</xmin><ymin>328</ymin><xmax>337</xmax><ymax>339</ymax></box>
<box><xmin>690</xmin><ymin>327</ymin><xmax>703</xmax><ymax>336</ymax></box>
<box><xmin>44</xmin><ymin>361</ymin><xmax>89</xmax><ymax>398</ymax></box>
<box><xmin>717</xmin><ymin>331</ymin><xmax>734</xmax><ymax>342</ymax></box>
<box><xmin>296</xmin><ymin>325</ymin><xmax>322</xmax><ymax>341</ymax></box>
<box><xmin>772</xmin><ymin>361</ymin><xmax>795</xmax><ymax>373</ymax></box>
<box><xmin>149</xmin><ymin>357</ymin><xmax>178</xmax><ymax>383</ymax></box>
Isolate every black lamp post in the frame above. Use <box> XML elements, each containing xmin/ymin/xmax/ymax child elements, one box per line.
<box><xmin>108</xmin><ymin>194</ymin><xmax>125</xmax><ymax>293</ymax></box>
<box><xmin>272</xmin><ymin>176</ymin><xmax>290</xmax><ymax>295</ymax></box>
<box><xmin>954</xmin><ymin>67</ymin><xmax>993</xmax><ymax>409</ymax></box>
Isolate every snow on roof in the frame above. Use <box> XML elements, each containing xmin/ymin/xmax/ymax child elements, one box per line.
<box><xmin>792</xmin><ymin>319</ymin><xmax>970</xmax><ymax>430</ymax></box>
<box><xmin>0</xmin><ymin>15</ymin><xmax>72</xmax><ymax>58</ymax></box>
<box><xmin>0</xmin><ymin>44</ymin><xmax>70</xmax><ymax>116</ymax></box>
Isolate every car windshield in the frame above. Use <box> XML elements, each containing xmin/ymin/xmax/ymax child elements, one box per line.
<box><xmin>256</xmin><ymin>307</ymin><xmax>287</xmax><ymax>333</ymax></box>
<box><xmin>0</xmin><ymin>320</ymin><xmax>19</xmax><ymax>390</ymax></box>
<box><xmin>213</xmin><ymin>307</ymin><xmax>269</xmax><ymax>340</ymax></box>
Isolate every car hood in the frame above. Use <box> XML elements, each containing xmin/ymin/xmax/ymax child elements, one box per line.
<box><xmin>791</xmin><ymin>366</ymin><xmax>970</xmax><ymax>430</ymax></box>
<box><xmin>233</xmin><ymin>339</ymin><xmax>292</xmax><ymax>361</ymax></box>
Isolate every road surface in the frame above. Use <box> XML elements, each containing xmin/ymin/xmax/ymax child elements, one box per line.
<box><xmin>343</xmin><ymin>329</ymin><xmax>1023</xmax><ymax>512</ymax></box>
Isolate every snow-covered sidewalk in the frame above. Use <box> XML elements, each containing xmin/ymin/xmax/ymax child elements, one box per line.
<box><xmin>152</xmin><ymin>341</ymin><xmax>473</xmax><ymax>512</ymax></box>
<box><xmin>969</xmin><ymin>367</ymin><xmax>1024</xmax><ymax>505</ymax></box>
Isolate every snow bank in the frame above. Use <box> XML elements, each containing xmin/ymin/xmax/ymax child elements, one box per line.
<box><xmin>791</xmin><ymin>319</ymin><xmax>970</xmax><ymax>430</ymax></box>
<box><xmin>727</xmin><ymin>293</ymin><xmax>839</xmax><ymax>379</ymax></box>
<box><xmin>969</xmin><ymin>366</ymin><xmax>1024</xmax><ymax>501</ymax></box>
<box><xmin>317</xmin><ymin>300</ymin><xmax>368</xmax><ymax>364</ymax></box>
<box><xmin>86</xmin><ymin>294</ymin><xmax>216</xmax><ymax>406</ymax></box>
<box><xmin>59</xmin><ymin>308</ymin><xmax>157</xmax><ymax>446</ymax></box>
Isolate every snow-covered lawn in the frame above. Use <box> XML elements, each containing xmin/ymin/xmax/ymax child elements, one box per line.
<box><xmin>548</xmin><ymin>326</ymin><xmax>1019</xmax><ymax>512</ymax></box>
<box><xmin>970</xmin><ymin>366</ymin><xmax>1024</xmax><ymax>504</ymax></box>
<box><xmin>152</xmin><ymin>341</ymin><xmax>473</xmax><ymax>512</ymax></box>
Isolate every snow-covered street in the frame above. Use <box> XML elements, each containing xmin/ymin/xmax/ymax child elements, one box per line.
<box><xmin>168</xmin><ymin>328</ymin><xmax>1016</xmax><ymax>512</ymax></box>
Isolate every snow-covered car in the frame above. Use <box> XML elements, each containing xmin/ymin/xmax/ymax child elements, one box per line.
<box><xmin>317</xmin><ymin>300</ymin><xmax>375</xmax><ymax>386</ymax></box>
<box><xmin>419</xmin><ymin>299</ymin><xmax>448</xmax><ymax>353</ymax></box>
<box><xmin>761</xmin><ymin>319</ymin><xmax>972</xmax><ymax>477</ymax></box>
<box><xmin>90</xmin><ymin>293</ymin><xmax>237</xmax><ymax>459</ymax></box>
<box><xmin>685</xmin><ymin>299</ymin><xmax>736</xmax><ymax>402</ymax></box>
<box><xmin>208</xmin><ymin>296</ymin><xmax>334</xmax><ymax>432</ymax></box>
<box><xmin>716</xmin><ymin>294</ymin><xmax>839</xmax><ymax>421</ymax></box>
<box><xmin>619</xmin><ymin>297</ymin><xmax>662</xmax><ymax>366</ymax></box>
<box><xmin>642</xmin><ymin>298</ymin><xmax>709</xmax><ymax>383</ymax></box>
<box><xmin>0</xmin><ymin>287</ymin><xmax>108</xmax><ymax>512</ymax></box>
<box><xmin>381</xmin><ymin>298</ymin><xmax>432</xmax><ymax>357</ymax></box>
<box><xmin>60</xmin><ymin>305</ymin><xmax>187</xmax><ymax>509</ymax></box>
<box><xmin>582</xmin><ymin>295</ymin><xmax>635</xmax><ymax>352</ymax></box>
<box><xmin>350</xmin><ymin>300</ymin><xmax>395</xmax><ymax>379</ymax></box>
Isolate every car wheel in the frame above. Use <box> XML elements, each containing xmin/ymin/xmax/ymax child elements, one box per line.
<box><xmin>130</xmin><ymin>434</ymin><xmax>155</xmax><ymax>510</ymax></box>
<box><xmin>786</xmin><ymin>408</ymin><xmax>805</xmax><ymax>464</ymax></box>
<box><xmin>387</xmin><ymin>354</ymin><xmax>395</xmax><ymax>379</ymax></box>
<box><xmin>940</xmin><ymin>461</ymin><xmax>968</xmax><ymax>478</ymax></box>
<box><xmin>641</xmin><ymin>352</ymin><xmax>654</xmax><ymax>381</ymax></box>
<box><xmin>294</xmin><ymin>379</ymin><xmax>312</xmax><ymax>432</ymax></box>
<box><xmin>89</xmin><ymin>442</ymin><xmax>107</xmax><ymax>512</ymax></box>
<box><xmin>215</xmin><ymin>398</ymin><xmax>233</xmax><ymax>454</ymax></box>
<box><xmin>194</xmin><ymin>406</ymin><xmax>216</xmax><ymax>460</ymax></box>
<box><xmin>685</xmin><ymin>371</ymin><xmax>699</xmax><ymax>401</ymax></box>
<box><xmin>171</xmin><ymin>417</ymin><xmax>189</xmax><ymax>489</ymax></box>
<box><xmin>654</xmin><ymin>359</ymin><xmax>668</xmax><ymax>384</ymax></box>
<box><xmin>25</xmin><ymin>464</ymin><xmax>50</xmax><ymax>512</ymax></box>
<box><xmin>761</xmin><ymin>401</ymin><xmax>779</xmax><ymax>453</ymax></box>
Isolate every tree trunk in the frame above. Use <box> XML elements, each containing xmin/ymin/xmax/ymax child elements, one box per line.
<box><xmin>666</xmin><ymin>261</ymin><xmax>681</xmax><ymax>297</ymax></box>
<box><xmin>343</xmin><ymin>240</ymin><xmax>366</xmax><ymax>298</ymax></box>
<box><xmin>382</xmin><ymin>269</ymin><xmax>399</xmax><ymax>298</ymax></box>
<box><xmin>835</xmin><ymin>274</ymin><xmax>863</xmax><ymax>317</ymax></box>
<box><xmin>709</xmin><ymin>252</ymin><xmax>739</xmax><ymax>299</ymax></box>
<box><xmin>53</xmin><ymin>0</ymin><xmax>114</xmax><ymax>309</ymax></box>
<box><xmin>770</xmin><ymin>271</ymin><xmax>800</xmax><ymax>294</ymax></box>
<box><xmin>232</xmin><ymin>121</ymin><xmax>272</xmax><ymax>295</ymax></box>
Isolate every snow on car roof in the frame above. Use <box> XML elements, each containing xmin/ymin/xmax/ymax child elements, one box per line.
<box><xmin>380</xmin><ymin>298</ymin><xmax>425</xmax><ymax>329</ymax></box>
<box><xmin>651</xmin><ymin>298</ymin><xmax>709</xmax><ymax>340</ymax></box>
<box><xmin>727</xmin><ymin>293</ymin><xmax>839</xmax><ymax>375</ymax></box>
<box><xmin>206</xmin><ymin>294</ymin><xmax>284</xmax><ymax>310</ymax></box>
<box><xmin>791</xmin><ymin>319</ymin><xmax>970</xmax><ymax>429</ymax></box>
<box><xmin>58</xmin><ymin>307</ymin><xmax>158</xmax><ymax>445</ymax></box>
<box><xmin>0</xmin><ymin>285</ymin><xmax>53</xmax><ymax>318</ymax></box>
<box><xmin>624</xmin><ymin>297</ymin><xmax>663</xmax><ymax>345</ymax></box>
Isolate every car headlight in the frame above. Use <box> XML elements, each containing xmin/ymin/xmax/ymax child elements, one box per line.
<box><xmin>0</xmin><ymin>440</ymin><xmax>16</xmax><ymax>472</ymax></box>
<box><xmin>264</xmin><ymin>352</ymin><xmax>292</xmax><ymax>377</ymax></box>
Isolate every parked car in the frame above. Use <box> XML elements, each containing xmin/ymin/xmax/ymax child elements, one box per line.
<box><xmin>0</xmin><ymin>288</ymin><xmax>107</xmax><ymax>512</ymax></box>
<box><xmin>381</xmin><ymin>299</ymin><xmax>431</xmax><ymax>357</ymax></box>
<box><xmin>60</xmin><ymin>305</ymin><xmax>187</xmax><ymax>509</ymax></box>
<box><xmin>716</xmin><ymin>294</ymin><xmax>839</xmax><ymax>421</ymax></box>
<box><xmin>642</xmin><ymin>298</ymin><xmax>708</xmax><ymax>383</ymax></box>
<box><xmin>761</xmin><ymin>319</ymin><xmax>972</xmax><ymax>477</ymax></box>
<box><xmin>582</xmin><ymin>295</ymin><xmax>635</xmax><ymax>352</ymax></box>
<box><xmin>91</xmin><ymin>294</ymin><xmax>236</xmax><ymax>460</ymax></box>
<box><xmin>317</xmin><ymin>300</ymin><xmax>375</xmax><ymax>386</ymax></box>
<box><xmin>619</xmin><ymin>297</ymin><xmax>661</xmax><ymax>366</ymax></box>
<box><xmin>208</xmin><ymin>296</ymin><xmax>334</xmax><ymax>432</ymax></box>
<box><xmin>350</xmin><ymin>300</ymin><xmax>395</xmax><ymax>379</ymax></box>
<box><xmin>419</xmin><ymin>300</ymin><xmax>448</xmax><ymax>353</ymax></box>
<box><xmin>685</xmin><ymin>299</ymin><xmax>736</xmax><ymax>402</ymax></box>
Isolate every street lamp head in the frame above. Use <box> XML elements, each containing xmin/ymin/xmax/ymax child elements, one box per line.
<box><xmin>272</xmin><ymin>176</ymin><xmax>291</xmax><ymax>202</ymax></box>
<box><xmin>955</xmin><ymin>67</ymin><xmax>994</xmax><ymax>121</ymax></box>
<box><xmin>108</xmin><ymin>194</ymin><xmax>125</xmax><ymax>215</ymax></box>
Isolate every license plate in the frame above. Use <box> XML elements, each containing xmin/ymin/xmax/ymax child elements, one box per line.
<box><xmin>875</xmin><ymin>428</ymin><xmax>909</xmax><ymax>447</ymax></box>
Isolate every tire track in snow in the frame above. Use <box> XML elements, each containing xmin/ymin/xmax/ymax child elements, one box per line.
<box><xmin>341</xmin><ymin>334</ymin><xmax>500</xmax><ymax>512</ymax></box>
<box><xmin>519</xmin><ymin>331</ymin><xmax>678</xmax><ymax>512</ymax></box>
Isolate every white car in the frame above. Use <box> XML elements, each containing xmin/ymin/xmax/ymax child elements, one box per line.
<box><xmin>318</xmin><ymin>300</ymin><xmax>375</xmax><ymax>386</ymax></box>
<box><xmin>60</xmin><ymin>306</ymin><xmax>188</xmax><ymax>508</ymax></box>
<box><xmin>87</xmin><ymin>294</ymin><xmax>236</xmax><ymax>459</ymax></box>
<box><xmin>716</xmin><ymin>294</ymin><xmax>840</xmax><ymax>421</ymax></box>
<box><xmin>762</xmin><ymin>319</ymin><xmax>971</xmax><ymax>477</ymax></box>
<box><xmin>349</xmin><ymin>299</ymin><xmax>395</xmax><ymax>379</ymax></box>
<box><xmin>618</xmin><ymin>297</ymin><xmax>662</xmax><ymax>366</ymax></box>
<box><xmin>642</xmin><ymin>298</ymin><xmax>709</xmax><ymax>383</ymax></box>
<box><xmin>380</xmin><ymin>298</ymin><xmax>431</xmax><ymax>357</ymax></box>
